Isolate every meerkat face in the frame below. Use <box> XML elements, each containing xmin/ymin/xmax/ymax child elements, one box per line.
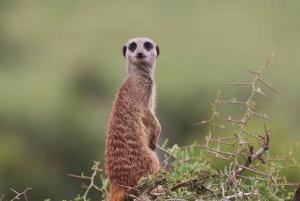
<box><xmin>123</xmin><ymin>37</ymin><xmax>159</xmax><ymax>66</ymax></box>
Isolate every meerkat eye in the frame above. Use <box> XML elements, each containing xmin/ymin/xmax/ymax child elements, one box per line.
<box><xmin>129</xmin><ymin>42</ymin><xmax>137</xmax><ymax>51</ymax></box>
<box><xmin>144</xmin><ymin>42</ymin><xmax>153</xmax><ymax>51</ymax></box>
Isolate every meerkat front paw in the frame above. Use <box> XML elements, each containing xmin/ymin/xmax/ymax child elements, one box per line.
<box><xmin>149</xmin><ymin>131</ymin><xmax>158</xmax><ymax>150</ymax></box>
<box><xmin>150</xmin><ymin>143</ymin><xmax>156</xmax><ymax>150</ymax></box>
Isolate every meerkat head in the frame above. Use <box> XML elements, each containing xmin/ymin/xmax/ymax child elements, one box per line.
<box><xmin>123</xmin><ymin>37</ymin><xmax>159</xmax><ymax>67</ymax></box>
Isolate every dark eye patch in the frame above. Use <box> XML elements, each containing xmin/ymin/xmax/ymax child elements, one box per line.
<box><xmin>123</xmin><ymin>45</ymin><xmax>127</xmax><ymax>57</ymax></box>
<box><xmin>129</xmin><ymin>42</ymin><xmax>137</xmax><ymax>52</ymax></box>
<box><xmin>144</xmin><ymin>42</ymin><xmax>153</xmax><ymax>51</ymax></box>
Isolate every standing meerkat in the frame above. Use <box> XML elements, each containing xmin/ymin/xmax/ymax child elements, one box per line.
<box><xmin>105</xmin><ymin>37</ymin><xmax>161</xmax><ymax>201</ymax></box>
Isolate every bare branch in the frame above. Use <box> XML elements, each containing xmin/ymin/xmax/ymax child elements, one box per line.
<box><xmin>246</xmin><ymin>69</ymin><xmax>259</xmax><ymax>74</ymax></box>
<box><xmin>170</xmin><ymin>178</ymin><xmax>198</xmax><ymax>191</ymax></box>
<box><xmin>138</xmin><ymin>176</ymin><xmax>166</xmax><ymax>200</ymax></box>
<box><xmin>194</xmin><ymin>119</ymin><xmax>212</xmax><ymax>126</ymax></box>
<box><xmin>253</xmin><ymin>89</ymin><xmax>266</xmax><ymax>96</ymax></box>
<box><xmin>225</xmin><ymin>118</ymin><xmax>244</xmax><ymax>124</ymax></box>
<box><xmin>218</xmin><ymin>101</ymin><xmax>247</xmax><ymax>105</ymax></box>
<box><xmin>227</xmin><ymin>82</ymin><xmax>252</xmax><ymax>85</ymax></box>
<box><xmin>68</xmin><ymin>161</ymin><xmax>102</xmax><ymax>201</ymax></box>
<box><xmin>251</xmin><ymin>112</ymin><xmax>273</xmax><ymax>121</ymax></box>
<box><xmin>82</xmin><ymin>162</ymin><xmax>100</xmax><ymax>201</ymax></box>
<box><xmin>227</xmin><ymin>124</ymin><xmax>270</xmax><ymax>186</ymax></box>
<box><xmin>224</xmin><ymin>191</ymin><xmax>255</xmax><ymax>200</ymax></box>
<box><xmin>66</xmin><ymin>173</ymin><xmax>85</xmax><ymax>179</ymax></box>
<box><xmin>126</xmin><ymin>193</ymin><xmax>143</xmax><ymax>201</ymax></box>
<box><xmin>10</xmin><ymin>183</ymin><xmax>32</xmax><ymax>201</ymax></box>
<box><xmin>258</xmin><ymin>78</ymin><xmax>280</xmax><ymax>95</ymax></box>
<box><xmin>119</xmin><ymin>184</ymin><xmax>139</xmax><ymax>192</ymax></box>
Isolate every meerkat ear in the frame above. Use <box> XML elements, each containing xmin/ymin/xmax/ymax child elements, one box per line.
<box><xmin>156</xmin><ymin>46</ymin><xmax>160</xmax><ymax>57</ymax></box>
<box><xmin>123</xmin><ymin>45</ymin><xmax>127</xmax><ymax>58</ymax></box>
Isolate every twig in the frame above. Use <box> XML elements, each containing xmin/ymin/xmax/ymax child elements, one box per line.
<box><xmin>10</xmin><ymin>182</ymin><xmax>32</xmax><ymax>201</ymax></box>
<box><xmin>258</xmin><ymin>78</ymin><xmax>280</xmax><ymax>95</ymax></box>
<box><xmin>170</xmin><ymin>179</ymin><xmax>198</xmax><ymax>191</ymax></box>
<box><xmin>119</xmin><ymin>184</ymin><xmax>139</xmax><ymax>192</ymax></box>
<box><xmin>67</xmin><ymin>161</ymin><xmax>104</xmax><ymax>200</ymax></box>
<box><xmin>81</xmin><ymin>162</ymin><xmax>100</xmax><ymax>201</ymax></box>
<box><xmin>196</xmin><ymin>191</ymin><xmax>256</xmax><ymax>201</ymax></box>
<box><xmin>245</xmin><ymin>69</ymin><xmax>259</xmax><ymax>74</ymax></box>
<box><xmin>221</xmin><ymin>183</ymin><xmax>225</xmax><ymax>199</ymax></box>
<box><xmin>252</xmin><ymin>112</ymin><xmax>273</xmax><ymax>121</ymax></box>
<box><xmin>227</xmin><ymin>124</ymin><xmax>270</xmax><ymax>186</ymax></box>
<box><xmin>169</xmin><ymin>178</ymin><xmax>214</xmax><ymax>196</ymax></box>
<box><xmin>138</xmin><ymin>176</ymin><xmax>166</xmax><ymax>200</ymax></box>
<box><xmin>66</xmin><ymin>173</ymin><xmax>85</xmax><ymax>179</ymax></box>
<box><xmin>126</xmin><ymin>193</ymin><xmax>144</xmax><ymax>201</ymax></box>
<box><xmin>223</xmin><ymin>191</ymin><xmax>254</xmax><ymax>200</ymax></box>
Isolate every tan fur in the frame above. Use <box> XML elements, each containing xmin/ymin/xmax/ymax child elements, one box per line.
<box><xmin>105</xmin><ymin>38</ymin><xmax>161</xmax><ymax>201</ymax></box>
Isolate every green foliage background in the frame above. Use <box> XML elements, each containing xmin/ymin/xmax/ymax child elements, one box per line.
<box><xmin>0</xmin><ymin>1</ymin><xmax>300</xmax><ymax>200</ymax></box>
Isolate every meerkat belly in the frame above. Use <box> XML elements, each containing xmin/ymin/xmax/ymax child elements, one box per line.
<box><xmin>106</xmin><ymin>140</ymin><xmax>158</xmax><ymax>186</ymax></box>
<box><xmin>106</xmin><ymin>110</ymin><xmax>158</xmax><ymax>181</ymax></box>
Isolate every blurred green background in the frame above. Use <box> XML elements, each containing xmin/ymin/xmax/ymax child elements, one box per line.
<box><xmin>1</xmin><ymin>1</ymin><xmax>300</xmax><ymax>200</ymax></box>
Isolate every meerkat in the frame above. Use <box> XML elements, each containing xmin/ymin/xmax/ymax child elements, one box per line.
<box><xmin>105</xmin><ymin>37</ymin><xmax>161</xmax><ymax>201</ymax></box>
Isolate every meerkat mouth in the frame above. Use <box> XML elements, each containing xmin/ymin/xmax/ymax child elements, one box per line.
<box><xmin>136</xmin><ymin>52</ymin><xmax>146</xmax><ymax>59</ymax></box>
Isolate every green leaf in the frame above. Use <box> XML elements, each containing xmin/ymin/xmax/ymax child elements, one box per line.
<box><xmin>193</xmin><ymin>161</ymin><xmax>199</xmax><ymax>168</ymax></box>
<box><xmin>162</xmin><ymin>138</ymin><xmax>169</xmax><ymax>149</ymax></box>
<box><xmin>102</xmin><ymin>178</ymin><xmax>108</xmax><ymax>190</ymax></box>
<box><xmin>81</xmin><ymin>185</ymin><xmax>89</xmax><ymax>189</ymax></box>
<box><xmin>254</xmin><ymin>74</ymin><xmax>258</xmax><ymax>81</ymax></box>
<box><xmin>239</xmin><ymin>105</ymin><xmax>246</xmax><ymax>111</ymax></box>
<box><xmin>170</xmin><ymin>144</ymin><xmax>177</xmax><ymax>153</ymax></box>
<box><xmin>185</xmin><ymin>148</ymin><xmax>189</xmax><ymax>159</ymax></box>
<box><xmin>216</xmin><ymin>143</ymin><xmax>220</xmax><ymax>151</ymax></box>
<box><xmin>180</xmin><ymin>150</ymin><xmax>185</xmax><ymax>160</ymax></box>
<box><xmin>189</xmin><ymin>146</ymin><xmax>194</xmax><ymax>158</ymax></box>
<box><xmin>93</xmin><ymin>184</ymin><xmax>100</xmax><ymax>190</ymax></box>
<box><xmin>257</xmin><ymin>87</ymin><xmax>261</xmax><ymax>92</ymax></box>
<box><xmin>74</xmin><ymin>195</ymin><xmax>83</xmax><ymax>201</ymax></box>
<box><xmin>234</xmin><ymin>124</ymin><xmax>242</xmax><ymax>129</ymax></box>
<box><xmin>200</xmin><ymin>150</ymin><xmax>203</xmax><ymax>158</ymax></box>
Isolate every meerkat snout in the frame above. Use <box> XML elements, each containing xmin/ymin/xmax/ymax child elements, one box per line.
<box><xmin>123</xmin><ymin>37</ymin><xmax>160</xmax><ymax>66</ymax></box>
<box><xmin>137</xmin><ymin>52</ymin><xmax>144</xmax><ymax>58</ymax></box>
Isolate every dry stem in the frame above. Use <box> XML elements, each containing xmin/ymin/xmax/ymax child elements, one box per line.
<box><xmin>138</xmin><ymin>176</ymin><xmax>166</xmax><ymax>200</ymax></box>
<box><xmin>227</xmin><ymin>124</ymin><xmax>270</xmax><ymax>187</ymax></box>
<box><xmin>10</xmin><ymin>183</ymin><xmax>32</xmax><ymax>201</ymax></box>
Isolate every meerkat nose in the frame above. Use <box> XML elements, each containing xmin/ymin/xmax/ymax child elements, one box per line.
<box><xmin>137</xmin><ymin>52</ymin><xmax>144</xmax><ymax>58</ymax></box>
